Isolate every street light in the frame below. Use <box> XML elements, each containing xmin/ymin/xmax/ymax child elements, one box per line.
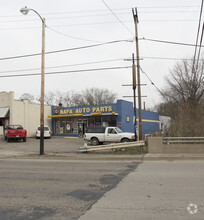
<box><xmin>20</xmin><ymin>6</ymin><xmax>45</xmax><ymax>155</ymax></box>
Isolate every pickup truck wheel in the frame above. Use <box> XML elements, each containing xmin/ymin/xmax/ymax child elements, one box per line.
<box><xmin>23</xmin><ymin>138</ymin><xmax>26</xmax><ymax>142</ymax></box>
<box><xmin>91</xmin><ymin>137</ymin><xmax>99</xmax><ymax>146</ymax></box>
<box><xmin>121</xmin><ymin>138</ymin><xmax>130</xmax><ymax>143</ymax></box>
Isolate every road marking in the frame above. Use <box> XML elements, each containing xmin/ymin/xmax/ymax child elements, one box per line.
<box><xmin>187</xmin><ymin>203</ymin><xmax>198</xmax><ymax>214</ymax></box>
<box><xmin>64</xmin><ymin>137</ymin><xmax>79</xmax><ymax>139</ymax></box>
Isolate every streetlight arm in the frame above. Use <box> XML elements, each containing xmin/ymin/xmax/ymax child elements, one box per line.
<box><xmin>20</xmin><ymin>6</ymin><xmax>44</xmax><ymax>23</ymax></box>
<box><xmin>30</xmin><ymin>9</ymin><xmax>44</xmax><ymax>23</ymax></box>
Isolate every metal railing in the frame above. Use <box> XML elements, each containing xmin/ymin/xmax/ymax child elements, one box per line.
<box><xmin>163</xmin><ymin>137</ymin><xmax>204</xmax><ymax>145</ymax></box>
<box><xmin>78</xmin><ymin>141</ymin><xmax>145</xmax><ymax>153</ymax></box>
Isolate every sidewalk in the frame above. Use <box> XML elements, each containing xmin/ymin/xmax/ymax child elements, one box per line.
<box><xmin>78</xmin><ymin>161</ymin><xmax>204</xmax><ymax>220</ymax></box>
<box><xmin>144</xmin><ymin>153</ymin><xmax>204</xmax><ymax>161</ymax></box>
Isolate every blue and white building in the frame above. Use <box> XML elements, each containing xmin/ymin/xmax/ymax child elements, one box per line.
<box><xmin>49</xmin><ymin>99</ymin><xmax>160</xmax><ymax>137</ymax></box>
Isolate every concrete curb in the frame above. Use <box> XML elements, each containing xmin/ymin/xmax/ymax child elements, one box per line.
<box><xmin>144</xmin><ymin>153</ymin><xmax>204</xmax><ymax>161</ymax></box>
<box><xmin>2</xmin><ymin>152</ymin><xmax>204</xmax><ymax>161</ymax></box>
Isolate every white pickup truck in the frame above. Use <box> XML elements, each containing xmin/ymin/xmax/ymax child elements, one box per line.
<box><xmin>84</xmin><ymin>126</ymin><xmax>135</xmax><ymax>145</ymax></box>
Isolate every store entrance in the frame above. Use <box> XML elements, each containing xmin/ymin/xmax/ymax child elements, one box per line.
<box><xmin>77</xmin><ymin>121</ymin><xmax>87</xmax><ymax>137</ymax></box>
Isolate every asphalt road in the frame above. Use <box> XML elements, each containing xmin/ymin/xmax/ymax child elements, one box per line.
<box><xmin>0</xmin><ymin>158</ymin><xmax>140</xmax><ymax>220</ymax></box>
<box><xmin>1</xmin><ymin>136</ymin><xmax>204</xmax><ymax>219</ymax></box>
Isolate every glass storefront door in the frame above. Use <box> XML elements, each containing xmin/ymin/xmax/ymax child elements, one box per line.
<box><xmin>77</xmin><ymin>121</ymin><xmax>87</xmax><ymax>137</ymax></box>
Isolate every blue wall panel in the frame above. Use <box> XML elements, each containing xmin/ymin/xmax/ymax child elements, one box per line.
<box><xmin>116</xmin><ymin>100</ymin><xmax>134</xmax><ymax>133</ymax></box>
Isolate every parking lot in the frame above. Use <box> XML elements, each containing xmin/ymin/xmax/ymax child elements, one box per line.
<box><xmin>0</xmin><ymin>135</ymin><xmax>85</xmax><ymax>156</ymax></box>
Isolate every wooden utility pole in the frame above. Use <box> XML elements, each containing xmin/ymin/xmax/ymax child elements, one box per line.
<box><xmin>132</xmin><ymin>54</ymin><xmax>137</xmax><ymax>141</ymax></box>
<box><xmin>40</xmin><ymin>17</ymin><xmax>45</xmax><ymax>155</ymax></box>
<box><xmin>132</xmin><ymin>8</ymin><xmax>143</xmax><ymax>140</ymax></box>
<box><xmin>20</xmin><ymin>7</ymin><xmax>46</xmax><ymax>155</ymax></box>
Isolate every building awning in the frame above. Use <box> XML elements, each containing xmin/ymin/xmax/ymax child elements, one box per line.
<box><xmin>48</xmin><ymin>114</ymin><xmax>83</xmax><ymax>118</ymax></box>
<box><xmin>48</xmin><ymin>112</ymin><xmax>118</xmax><ymax>118</ymax></box>
<box><xmin>0</xmin><ymin>107</ymin><xmax>9</xmax><ymax>118</ymax></box>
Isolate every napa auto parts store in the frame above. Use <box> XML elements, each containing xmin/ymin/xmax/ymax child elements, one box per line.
<box><xmin>49</xmin><ymin>99</ymin><xmax>160</xmax><ymax>137</ymax></box>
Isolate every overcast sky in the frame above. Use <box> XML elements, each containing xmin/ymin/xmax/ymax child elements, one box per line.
<box><xmin>0</xmin><ymin>0</ymin><xmax>202</xmax><ymax>108</ymax></box>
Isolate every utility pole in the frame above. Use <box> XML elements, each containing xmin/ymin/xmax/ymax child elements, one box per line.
<box><xmin>40</xmin><ymin>17</ymin><xmax>45</xmax><ymax>155</ymax></box>
<box><xmin>132</xmin><ymin>53</ymin><xmax>137</xmax><ymax>141</ymax></box>
<box><xmin>132</xmin><ymin>8</ymin><xmax>142</xmax><ymax>140</ymax></box>
<box><xmin>20</xmin><ymin>7</ymin><xmax>45</xmax><ymax>155</ymax></box>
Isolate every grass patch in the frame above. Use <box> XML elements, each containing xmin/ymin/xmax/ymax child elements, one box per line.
<box><xmin>110</xmin><ymin>145</ymin><xmax>148</xmax><ymax>155</ymax></box>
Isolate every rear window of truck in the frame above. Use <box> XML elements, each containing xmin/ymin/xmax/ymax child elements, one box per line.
<box><xmin>86</xmin><ymin>126</ymin><xmax>106</xmax><ymax>133</ymax></box>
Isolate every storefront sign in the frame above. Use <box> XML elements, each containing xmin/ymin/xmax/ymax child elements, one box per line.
<box><xmin>55</xmin><ymin>105</ymin><xmax>113</xmax><ymax>115</ymax></box>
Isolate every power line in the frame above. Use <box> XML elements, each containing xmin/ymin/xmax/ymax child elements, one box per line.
<box><xmin>192</xmin><ymin>0</ymin><xmax>204</xmax><ymax>71</ymax></box>
<box><xmin>137</xmin><ymin>23</ymin><xmax>164</xmax><ymax>88</ymax></box>
<box><xmin>100</xmin><ymin>0</ymin><xmax>133</xmax><ymax>35</ymax></box>
<box><xmin>0</xmin><ymin>36</ymin><xmax>202</xmax><ymax>62</ymax></box>
<box><xmin>141</xmin><ymin>56</ymin><xmax>198</xmax><ymax>61</ymax></box>
<box><xmin>0</xmin><ymin>66</ymin><xmax>131</xmax><ymax>78</ymax></box>
<box><xmin>1</xmin><ymin>36</ymin><xmax>202</xmax><ymax>62</ymax></box>
<box><xmin>46</xmin><ymin>26</ymin><xmax>103</xmax><ymax>43</ymax></box>
<box><xmin>196</xmin><ymin>21</ymin><xmax>204</xmax><ymax>67</ymax></box>
<box><xmin>139</xmin><ymin>67</ymin><xmax>166</xmax><ymax>98</ymax></box>
<box><xmin>0</xmin><ymin>6</ymin><xmax>199</xmax><ymax>18</ymax></box>
<box><xmin>137</xmin><ymin>5</ymin><xmax>199</xmax><ymax>9</ymax></box>
<box><xmin>0</xmin><ymin>58</ymin><xmax>125</xmax><ymax>74</ymax></box>
<box><xmin>0</xmin><ymin>10</ymin><xmax>200</xmax><ymax>23</ymax></box>
<box><xmin>39</xmin><ymin>6</ymin><xmax>200</xmax><ymax>14</ymax></box>
<box><xmin>140</xmin><ymin>19</ymin><xmax>197</xmax><ymax>22</ymax></box>
<box><xmin>0</xmin><ymin>19</ymin><xmax>199</xmax><ymax>31</ymax></box>
<box><xmin>1</xmin><ymin>56</ymin><xmax>197</xmax><ymax>74</ymax></box>
<box><xmin>140</xmin><ymin>37</ymin><xmax>204</xmax><ymax>47</ymax></box>
<box><xmin>0</xmin><ymin>39</ymin><xmax>132</xmax><ymax>61</ymax></box>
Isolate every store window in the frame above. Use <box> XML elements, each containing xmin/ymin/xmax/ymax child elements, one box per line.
<box><xmin>55</xmin><ymin>115</ymin><xmax>118</xmax><ymax>135</ymax></box>
<box><xmin>88</xmin><ymin>117</ymin><xmax>94</xmax><ymax>126</ymax></box>
<box><xmin>95</xmin><ymin>116</ymin><xmax>101</xmax><ymax>126</ymax></box>
<box><xmin>55</xmin><ymin>118</ymin><xmax>73</xmax><ymax>134</ymax></box>
<box><xmin>102</xmin><ymin>115</ymin><xmax>117</xmax><ymax>127</ymax></box>
<box><xmin>87</xmin><ymin>115</ymin><xmax>117</xmax><ymax>127</ymax></box>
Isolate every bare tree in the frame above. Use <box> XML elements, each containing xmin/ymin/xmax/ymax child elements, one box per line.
<box><xmin>164</xmin><ymin>59</ymin><xmax>204</xmax><ymax>106</ymax></box>
<box><xmin>43</xmin><ymin>88</ymin><xmax>118</xmax><ymax>107</ymax></box>
<box><xmin>19</xmin><ymin>93</ymin><xmax>35</xmax><ymax>103</ymax></box>
<box><xmin>158</xmin><ymin>58</ymin><xmax>204</xmax><ymax>136</ymax></box>
<box><xmin>82</xmin><ymin>88</ymin><xmax>117</xmax><ymax>105</ymax></box>
<box><xmin>44</xmin><ymin>91</ymin><xmax>56</xmax><ymax>106</ymax></box>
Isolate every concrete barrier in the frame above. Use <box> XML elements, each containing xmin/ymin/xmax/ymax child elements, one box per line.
<box><xmin>147</xmin><ymin>137</ymin><xmax>163</xmax><ymax>153</ymax></box>
<box><xmin>147</xmin><ymin>137</ymin><xmax>204</xmax><ymax>153</ymax></box>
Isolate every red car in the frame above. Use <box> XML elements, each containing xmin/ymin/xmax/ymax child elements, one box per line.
<box><xmin>4</xmin><ymin>125</ymin><xmax>27</xmax><ymax>142</ymax></box>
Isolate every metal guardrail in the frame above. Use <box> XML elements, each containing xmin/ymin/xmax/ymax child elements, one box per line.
<box><xmin>163</xmin><ymin>137</ymin><xmax>204</xmax><ymax>145</ymax></box>
<box><xmin>78</xmin><ymin>141</ymin><xmax>145</xmax><ymax>153</ymax></box>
